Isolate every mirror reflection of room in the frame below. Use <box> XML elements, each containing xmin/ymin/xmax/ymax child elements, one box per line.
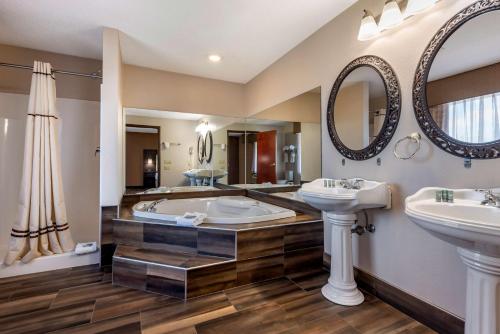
<box><xmin>124</xmin><ymin>108</ymin><xmax>243</xmax><ymax>193</ymax></box>
<box><xmin>242</xmin><ymin>87</ymin><xmax>322</xmax><ymax>187</ymax></box>
<box><xmin>124</xmin><ymin>86</ymin><xmax>321</xmax><ymax>192</ymax></box>
<box><xmin>334</xmin><ymin>67</ymin><xmax>387</xmax><ymax>150</ymax></box>
<box><xmin>427</xmin><ymin>10</ymin><xmax>500</xmax><ymax>144</ymax></box>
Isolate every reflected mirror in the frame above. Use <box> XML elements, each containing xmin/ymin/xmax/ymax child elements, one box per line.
<box><xmin>334</xmin><ymin>67</ymin><xmax>387</xmax><ymax>151</ymax></box>
<box><xmin>414</xmin><ymin>3</ymin><xmax>500</xmax><ymax>159</ymax></box>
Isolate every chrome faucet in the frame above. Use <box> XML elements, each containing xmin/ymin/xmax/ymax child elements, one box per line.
<box><xmin>146</xmin><ymin>199</ymin><xmax>166</xmax><ymax>212</ymax></box>
<box><xmin>339</xmin><ymin>178</ymin><xmax>364</xmax><ymax>190</ymax></box>
<box><xmin>476</xmin><ymin>189</ymin><xmax>500</xmax><ymax>208</ymax></box>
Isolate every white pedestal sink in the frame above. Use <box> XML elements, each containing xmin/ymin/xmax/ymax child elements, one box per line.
<box><xmin>406</xmin><ymin>188</ymin><xmax>500</xmax><ymax>334</ymax></box>
<box><xmin>299</xmin><ymin>178</ymin><xmax>391</xmax><ymax>306</ymax></box>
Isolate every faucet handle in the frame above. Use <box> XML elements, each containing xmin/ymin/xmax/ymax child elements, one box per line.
<box><xmin>476</xmin><ymin>189</ymin><xmax>493</xmax><ymax>195</ymax></box>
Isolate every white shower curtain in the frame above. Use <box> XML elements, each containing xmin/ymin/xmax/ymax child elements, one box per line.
<box><xmin>4</xmin><ymin>61</ymin><xmax>75</xmax><ymax>265</ymax></box>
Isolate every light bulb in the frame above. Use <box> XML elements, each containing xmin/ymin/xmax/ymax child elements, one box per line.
<box><xmin>405</xmin><ymin>0</ymin><xmax>436</xmax><ymax>17</ymax></box>
<box><xmin>379</xmin><ymin>0</ymin><xmax>403</xmax><ymax>30</ymax></box>
<box><xmin>358</xmin><ymin>10</ymin><xmax>379</xmax><ymax>41</ymax></box>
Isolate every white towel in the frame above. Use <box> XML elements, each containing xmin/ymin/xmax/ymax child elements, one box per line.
<box><xmin>176</xmin><ymin>212</ymin><xmax>207</xmax><ymax>226</ymax></box>
<box><xmin>75</xmin><ymin>242</ymin><xmax>97</xmax><ymax>255</ymax></box>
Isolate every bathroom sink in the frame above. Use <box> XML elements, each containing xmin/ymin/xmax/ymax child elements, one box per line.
<box><xmin>405</xmin><ymin>188</ymin><xmax>500</xmax><ymax>255</ymax></box>
<box><xmin>299</xmin><ymin>178</ymin><xmax>391</xmax><ymax>213</ymax></box>
<box><xmin>405</xmin><ymin>187</ymin><xmax>500</xmax><ymax>334</ymax></box>
<box><xmin>298</xmin><ymin>178</ymin><xmax>391</xmax><ymax>307</ymax></box>
<box><xmin>183</xmin><ymin>169</ymin><xmax>227</xmax><ymax>179</ymax></box>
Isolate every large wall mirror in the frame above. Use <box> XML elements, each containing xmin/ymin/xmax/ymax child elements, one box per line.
<box><xmin>122</xmin><ymin>86</ymin><xmax>321</xmax><ymax>193</ymax></box>
<box><xmin>414</xmin><ymin>2</ymin><xmax>500</xmax><ymax>159</ymax></box>
<box><xmin>327</xmin><ymin>56</ymin><xmax>401</xmax><ymax>160</ymax></box>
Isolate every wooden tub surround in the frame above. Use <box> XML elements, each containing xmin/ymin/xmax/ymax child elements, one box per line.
<box><xmin>112</xmin><ymin>197</ymin><xmax>324</xmax><ymax>299</ymax></box>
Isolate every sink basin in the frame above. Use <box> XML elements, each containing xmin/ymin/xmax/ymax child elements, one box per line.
<box><xmin>406</xmin><ymin>188</ymin><xmax>500</xmax><ymax>255</ymax></box>
<box><xmin>183</xmin><ymin>169</ymin><xmax>227</xmax><ymax>185</ymax></box>
<box><xmin>298</xmin><ymin>178</ymin><xmax>391</xmax><ymax>307</ymax></box>
<box><xmin>405</xmin><ymin>187</ymin><xmax>500</xmax><ymax>334</ymax></box>
<box><xmin>299</xmin><ymin>178</ymin><xmax>391</xmax><ymax>213</ymax></box>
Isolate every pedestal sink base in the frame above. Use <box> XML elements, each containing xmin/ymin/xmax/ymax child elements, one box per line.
<box><xmin>458</xmin><ymin>248</ymin><xmax>500</xmax><ymax>334</ymax></box>
<box><xmin>323</xmin><ymin>212</ymin><xmax>364</xmax><ymax>306</ymax></box>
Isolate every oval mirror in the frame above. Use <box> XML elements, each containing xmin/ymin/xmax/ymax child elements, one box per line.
<box><xmin>327</xmin><ymin>56</ymin><xmax>401</xmax><ymax>160</ymax></box>
<box><xmin>414</xmin><ymin>2</ymin><xmax>500</xmax><ymax>159</ymax></box>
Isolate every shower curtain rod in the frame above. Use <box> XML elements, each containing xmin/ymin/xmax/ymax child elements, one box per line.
<box><xmin>0</xmin><ymin>62</ymin><xmax>102</xmax><ymax>79</ymax></box>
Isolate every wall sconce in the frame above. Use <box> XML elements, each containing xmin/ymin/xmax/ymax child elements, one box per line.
<box><xmin>358</xmin><ymin>0</ymin><xmax>437</xmax><ymax>41</ymax></box>
<box><xmin>161</xmin><ymin>142</ymin><xmax>181</xmax><ymax>150</ymax></box>
<box><xmin>358</xmin><ymin>10</ymin><xmax>379</xmax><ymax>41</ymax></box>
<box><xmin>379</xmin><ymin>0</ymin><xmax>403</xmax><ymax>30</ymax></box>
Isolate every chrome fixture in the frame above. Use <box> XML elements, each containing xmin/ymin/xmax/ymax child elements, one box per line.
<box><xmin>476</xmin><ymin>189</ymin><xmax>500</xmax><ymax>208</ymax></box>
<box><xmin>340</xmin><ymin>178</ymin><xmax>364</xmax><ymax>190</ymax></box>
<box><xmin>394</xmin><ymin>132</ymin><xmax>421</xmax><ymax>160</ymax></box>
<box><xmin>146</xmin><ymin>199</ymin><xmax>166</xmax><ymax>212</ymax></box>
<box><xmin>358</xmin><ymin>0</ymin><xmax>437</xmax><ymax>41</ymax></box>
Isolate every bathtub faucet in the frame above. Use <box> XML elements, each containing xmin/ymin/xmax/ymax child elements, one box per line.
<box><xmin>146</xmin><ymin>199</ymin><xmax>166</xmax><ymax>212</ymax></box>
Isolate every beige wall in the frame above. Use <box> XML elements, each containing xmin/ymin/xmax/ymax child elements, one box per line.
<box><xmin>0</xmin><ymin>93</ymin><xmax>100</xmax><ymax>254</ymax></box>
<box><xmin>125</xmin><ymin>132</ymin><xmax>159</xmax><ymax>186</ymax></box>
<box><xmin>123</xmin><ymin>65</ymin><xmax>245</xmax><ymax>117</ymax></box>
<box><xmin>0</xmin><ymin>44</ymin><xmax>101</xmax><ymax>102</ymax></box>
<box><xmin>254</xmin><ymin>91</ymin><xmax>321</xmax><ymax>123</ymax></box>
<box><xmin>242</xmin><ymin>0</ymin><xmax>498</xmax><ymax>319</ymax></box>
<box><xmin>334</xmin><ymin>82</ymin><xmax>369</xmax><ymax>150</ymax></box>
<box><xmin>427</xmin><ymin>62</ymin><xmax>500</xmax><ymax>106</ymax></box>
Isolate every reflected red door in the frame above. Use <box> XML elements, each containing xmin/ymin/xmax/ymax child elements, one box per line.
<box><xmin>257</xmin><ymin>130</ymin><xmax>277</xmax><ymax>184</ymax></box>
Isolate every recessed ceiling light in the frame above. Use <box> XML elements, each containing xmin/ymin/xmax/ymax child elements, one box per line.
<box><xmin>208</xmin><ymin>54</ymin><xmax>222</xmax><ymax>63</ymax></box>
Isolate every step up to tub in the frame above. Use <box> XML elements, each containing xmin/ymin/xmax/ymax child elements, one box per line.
<box><xmin>112</xmin><ymin>245</ymin><xmax>236</xmax><ymax>299</ymax></box>
<box><xmin>111</xmin><ymin>216</ymin><xmax>325</xmax><ymax>299</ymax></box>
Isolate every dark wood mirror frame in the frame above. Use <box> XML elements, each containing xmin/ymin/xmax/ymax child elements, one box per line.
<box><xmin>327</xmin><ymin>55</ymin><xmax>401</xmax><ymax>160</ymax></box>
<box><xmin>413</xmin><ymin>0</ymin><xmax>500</xmax><ymax>159</ymax></box>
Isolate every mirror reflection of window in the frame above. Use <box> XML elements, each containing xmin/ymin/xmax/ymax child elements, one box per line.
<box><xmin>427</xmin><ymin>10</ymin><xmax>500</xmax><ymax>144</ymax></box>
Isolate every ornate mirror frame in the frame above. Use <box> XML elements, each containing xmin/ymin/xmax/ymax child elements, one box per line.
<box><xmin>327</xmin><ymin>55</ymin><xmax>401</xmax><ymax>160</ymax></box>
<box><xmin>413</xmin><ymin>0</ymin><xmax>500</xmax><ymax>159</ymax></box>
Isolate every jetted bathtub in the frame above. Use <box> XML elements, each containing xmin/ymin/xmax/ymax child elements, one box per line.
<box><xmin>132</xmin><ymin>196</ymin><xmax>296</xmax><ymax>224</ymax></box>
<box><xmin>140</xmin><ymin>186</ymin><xmax>217</xmax><ymax>194</ymax></box>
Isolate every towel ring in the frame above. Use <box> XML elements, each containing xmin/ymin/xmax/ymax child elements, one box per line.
<box><xmin>394</xmin><ymin>132</ymin><xmax>421</xmax><ymax>160</ymax></box>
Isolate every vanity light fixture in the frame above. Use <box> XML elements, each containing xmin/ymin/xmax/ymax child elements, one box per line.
<box><xmin>208</xmin><ymin>54</ymin><xmax>222</xmax><ymax>63</ymax></box>
<box><xmin>358</xmin><ymin>0</ymin><xmax>438</xmax><ymax>41</ymax></box>
<box><xmin>358</xmin><ymin>10</ymin><xmax>379</xmax><ymax>41</ymax></box>
<box><xmin>405</xmin><ymin>0</ymin><xmax>436</xmax><ymax>16</ymax></box>
<box><xmin>379</xmin><ymin>0</ymin><xmax>403</xmax><ymax>30</ymax></box>
<box><xmin>195</xmin><ymin>121</ymin><xmax>214</xmax><ymax>136</ymax></box>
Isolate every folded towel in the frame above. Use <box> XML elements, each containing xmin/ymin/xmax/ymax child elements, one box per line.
<box><xmin>176</xmin><ymin>212</ymin><xmax>207</xmax><ymax>226</ymax></box>
<box><xmin>75</xmin><ymin>242</ymin><xmax>97</xmax><ymax>255</ymax></box>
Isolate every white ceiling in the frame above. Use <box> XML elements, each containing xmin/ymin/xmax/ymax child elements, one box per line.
<box><xmin>429</xmin><ymin>10</ymin><xmax>500</xmax><ymax>81</ymax></box>
<box><xmin>0</xmin><ymin>0</ymin><xmax>356</xmax><ymax>83</ymax></box>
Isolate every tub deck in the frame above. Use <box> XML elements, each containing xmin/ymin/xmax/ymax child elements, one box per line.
<box><xmin>111</xmin><ymin>195</ymin><xmax>323</xmax><ymax>299</ymax></box>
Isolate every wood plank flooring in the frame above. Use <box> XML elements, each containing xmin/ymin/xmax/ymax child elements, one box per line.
<box><xmin>0</xmin><ymin>265</ymin><xmax>435</xmax><ymax>334</ymax></box>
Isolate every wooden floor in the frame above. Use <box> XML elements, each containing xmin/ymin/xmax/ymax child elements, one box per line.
<box><xmin>0</xmin><ymin>265</ymin><xmax>435</xmax><ymax>334</ymax></box>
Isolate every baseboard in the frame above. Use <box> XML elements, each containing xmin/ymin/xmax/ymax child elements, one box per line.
<box><xmin>0</xmin><ymin>251</ymin><xmax>100</xmax><ymax>278</ymax></box>
<box><xmin>323</xmin><ymin>254</ymin><xmax>464</xmax><ymax>334</ymax></box>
